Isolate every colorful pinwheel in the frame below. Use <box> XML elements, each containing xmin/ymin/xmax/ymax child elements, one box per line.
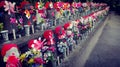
<box><xmin>4</xmin><ymin>1</ymin><xmax>16</xmax><ymax>15</ymax></box>
<box><xmin>24</xmin><ymin>9</ymin><xmax>31</xmax><ymax>19</ymax></box>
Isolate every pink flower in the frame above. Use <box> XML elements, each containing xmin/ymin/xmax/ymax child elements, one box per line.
<box><xmin>10</xmin><ymin>17</ymin><xmax>17</xmax><ymax>24</ymax></box>
<box><xmin>19</xmin><ymin>17</ymin><xmax>23</xmax><ymax>24</ymax></box>
<box><xmin>48</xmin><ymin>46</ymin><xmax>55</xmax><ymax>52</ymax></box>
<box><xmin>4</xmin><ymin>1</ymin><xmax>16</xmax><ymax>15</ymax></box>
<box><xmin>51</xmin><ymin>12</ymin><xmax>54</xmax><ymax>17</ymax></box>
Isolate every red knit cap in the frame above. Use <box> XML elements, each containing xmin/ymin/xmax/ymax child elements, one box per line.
<box><xmin>1</xmin><ymin>44</ymin><xmax>18</xmax><ymax>57</ymax></box>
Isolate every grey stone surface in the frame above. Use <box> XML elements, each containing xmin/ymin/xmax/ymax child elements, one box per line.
<box><xmin>60</xmin><ymin>12</ymin><xmax>120</xmax><ymax>67</ymax></box>
<box><xmin>84</xmin><ymin>12</ymin><xmax>120</xmax><ymax>67</ymax></box>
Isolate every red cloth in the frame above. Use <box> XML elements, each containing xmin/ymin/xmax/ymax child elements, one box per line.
<box><xmin>6</xmin><ymin>55</ymin><xmax>21</xmax><ymax>67</ymax></box>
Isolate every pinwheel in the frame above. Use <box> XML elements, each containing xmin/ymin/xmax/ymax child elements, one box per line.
<box><xmin>4</xmin><ymin>1</ymin><xmax>16</xmax><ymax>15</ymax></box>
<box><xmin>24</xmin><ymin>9</ymin><xmax>31</xmax><ymax>19</ymax></box>
<box><xmin>28</xmin><ymin>38</ymin><xmax>46</xmax><ymax>50</ymax></box>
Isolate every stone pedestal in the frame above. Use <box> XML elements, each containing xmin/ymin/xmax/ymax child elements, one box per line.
<box><xmin>24</xmin><ymin>25</ymin><xmax>30</xmax><ymax>36</ymax></box>
<box><xmin>0</xmin><ymin>30</ymin><xmax>9</xmax><ymax>41</ymax></box>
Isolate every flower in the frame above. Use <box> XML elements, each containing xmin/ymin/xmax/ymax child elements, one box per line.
<box><xmin>19</xmin><ymin>17</ymin><xmax>23</xmax><ymax>24</ymax></box>
<box><xmin>20</xmin><ymin>54</ymin><xmax>26</xmax><ymax>62</ymax></box>
<box><xmin>0</xmin><ymin>23</ymin><xmax>3</xmax><ymax>31</ymax></box>
<box><xmin>34</xmin><ymin>58</ymin><xmax>44</xmax><ymax>64</ymax></box>
<box><xmin>4</xmin><ymin>1</ymin><xmax>16</xmax><ymax>15</ymax></box>
<box><xmin>28</xmin><ymin>58</ymin><xmax>34</xmax><ymax>64</ymax></box>
<box><xmin>10</xmin><ymin>17</ymin><xmax>17</xmax><ymax>24</ymax></box>
<box><xmin>45</xmin><ymin>2</ymin><xmax>53</xmax><ymax>9</ymax></box>
<box><xmin>19</xmin><ymin>1</ymin><xmax>29</xmax><ymax>9</ymax></box>
<box><xmin>35</xmin><ymin>2</ymin><xmax>44</xmax><ymax>10</ymax></box>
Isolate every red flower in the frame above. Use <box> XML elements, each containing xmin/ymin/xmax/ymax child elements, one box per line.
<box><xmin>27</xmin><ymin>21</ymin><xmax>31</xmax><ymax>26</ymax></box>
<box><xmin>35</xmin><ymin>2</ymin><xmax>39</xmax><ymax>9</ymax></box>
<box><xmin>54</xmin><ymin>2</ymin><xmax>63</xmax><ymax>11</ymax></box>
<box><xmin>32</xmin><ymin>16</ymin><xmax>36</xmax><ymax>22</ymax></box>
<box><xmin>48</xmin><ymin>46</ymin><xmax>55</xmax><ymax>52</ymax></box>
<box><xmin>45</xmin><ymin>2</ymin><xmax>50</xmax><ymax>9</ymax></box>
<box><xmin>19</xmin><ymin>1</ymin><xmax>29</xmax><ymax>9</ymax></box>
<box><xmin>64</xmin><ymin>22</ymin><xmax>71</xmax><ymax>30</ymax></box>
<box><xmin>34</xmin><ymin>58</ymin><xmax>45</xmax><ymax>64</ymax></box>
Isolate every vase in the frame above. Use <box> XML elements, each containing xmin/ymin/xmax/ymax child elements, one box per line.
<box><xmin>0</xmin><ymin>30</ymin><xmax>9</xmax><ymax>41</ymax></box>
<box><xmin>24</xmin><ymin>25</ymin><xmax>30</xmax><ymax>36</ymax></box>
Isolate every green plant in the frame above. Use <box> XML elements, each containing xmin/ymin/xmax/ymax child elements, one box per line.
<box><xmin>0</xmin><ymin>23</ymin><xmax>3</xmax><ymax>32</ymax></box>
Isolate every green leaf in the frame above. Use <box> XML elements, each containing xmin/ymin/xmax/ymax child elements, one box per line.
<box><xmin>0</xmin><ymin>23</ymin><xmax>3</xmax><ymax>31</ymax></box>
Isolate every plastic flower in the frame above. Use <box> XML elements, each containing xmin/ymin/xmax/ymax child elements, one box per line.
<box><xmin>0</xmin><ymin>23</ymin><xmax>3</xmax><ymax>31</ymax></box>
<box><xmin>20</xmin><ymin>54</ymin><xmax>26</xmax><ymax>62</ymax></box>
<box><xmin>45</xmin><ymin>2</ymin><xmax>53</xmax><ymax>9</ymax></box>
<box><xmin>4</xmin><ymin>1</ymin><xmax>16</xmax><ymax>15</ymax></box>
<box><xmin>35</xmin><ymin>2</ymin><xmax>44</xmax><ymax>10</ymax></box>
<box><xmin>10</xmin><ymin>17</ymin><xmax>17</xmax><ymax>24</ymax></box>
<box><xmin>28</xmin><ymin>58</ymin><xmax>34</xmax><ymax>64</ymax></box>
<box><xmin>19</xmin><ymin>1</ymin><xmax>29</xmax><ymax>9</ymax></box>
<box><xmin>19</xmin><ymin>17</ymin><xmax>23</xmax><ymax>24</ymax></box>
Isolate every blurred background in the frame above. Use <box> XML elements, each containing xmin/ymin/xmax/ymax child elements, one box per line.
<box><xmin>1</xmin><ymin>0</ymin><xmax>119</xmax><ymax>14</ymax></box>
<box><xmin>2</xmin><ymin>0</ymin><xmax>119</xmax><ymax>13</ymax></box>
